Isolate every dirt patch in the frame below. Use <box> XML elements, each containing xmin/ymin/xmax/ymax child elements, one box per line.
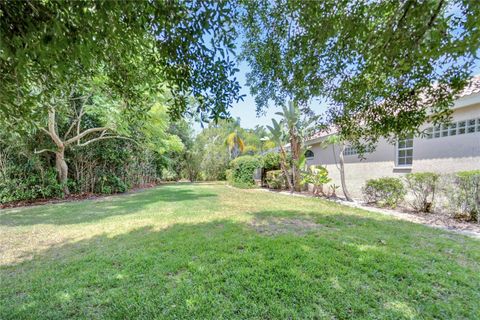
<box><xmin>249</xmin><ymin>217</ymin><xmax>324</xmax><ymax>236</ymax></box>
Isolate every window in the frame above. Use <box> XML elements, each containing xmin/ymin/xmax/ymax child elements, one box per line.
<box><xmin>467</xmin><ymin>119</ymin><xmax>476</xmax><ymax>133</ymax></box>
<box><xmin>343</xmin><ymin>146</ymin><xmax>357</xmax><ymax>156</ymax></box>
<box><xmin>305</xmin><ymin>150</ymin><xmax>314</xmax><ymax>158</ymax></box>
<box><xmin>426</xmin><ymin>118</ymin><xmax>479</xmax><ymax>139</ymax></box>
<box><xmin>397</xmin><ymin>135</ymin><xmax>413</xmax><ymax>167</ymax></box>
<box><xmin>458</xmin><ymin>121</ymin><xmax>466</xmax><ymax>135</ymax></box>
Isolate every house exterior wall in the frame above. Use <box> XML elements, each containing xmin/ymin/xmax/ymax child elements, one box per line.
<box><xmin>305</xmin><ymin>102</ymin><xmax>480</xmax><ymax>199</ymax></box>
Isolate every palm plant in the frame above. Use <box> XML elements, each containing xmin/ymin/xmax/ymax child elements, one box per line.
<box><xmin>275</xmin><ymin>101</ymin><xmax>313</xmax><ymax>192</ymax></box>
<box><xmin>266</xmin><ymin>118</ymin><xmax>294</xmax><ymax>191</ymax></box>
<box><xmin>225</xmin><ymin>130</ymin><xmax>245</xmax><ymax>159</ymax></box>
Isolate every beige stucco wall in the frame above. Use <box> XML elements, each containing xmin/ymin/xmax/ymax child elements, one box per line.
<box><xmin>306</xmin><ymin>103</ymin><xmax>480</xmax><ymax>199</ymax></box>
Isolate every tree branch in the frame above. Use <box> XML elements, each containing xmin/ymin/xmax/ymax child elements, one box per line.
<box><xmin>76</xmin><ymin>135</ymin><xmax>136</xmax><ymax>147</ymax></box>
<box><xmin>65</xmin><ymin>126</ymin><xmax>110</xmax><ymax>146</ymax></box>
<box><xmin>64</xmin><ymin>105</ymin><xmax>85</xmax><ymax>140</ymax></box>
<box><xmin>40</xmin><ymin>127</ymin><xmax>51</xmax><ymax>136</ymax></box>
<box><xmin>47</xmin><ymin>108</ymin><xmax>64</xmax><ymax>148</ymax></box>
<box><xmin>34</xmin><ymin>148</ymin><xmax>56</xmax><ymax>154</ymax></box>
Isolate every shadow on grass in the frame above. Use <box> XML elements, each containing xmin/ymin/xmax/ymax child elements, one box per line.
<box><xmin>1</xmin><ymin>211</ymin><xmax>480</xmax><ymax>319</ymax></box>
<box><xmin>0</xmin><ymin>186</ymin><xmax>217</xmax><ymax>227</ymax></box>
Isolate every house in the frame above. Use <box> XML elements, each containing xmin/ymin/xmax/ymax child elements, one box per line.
<box><xmin>305</xmin><ymin>76</ymin><xmax>480</xmax><ymax>199</ymax></box>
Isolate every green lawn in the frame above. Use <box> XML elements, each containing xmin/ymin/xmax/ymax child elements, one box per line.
<box><xmin>1</xmin><ymin>183</ymin><xmax>479</xmax><ymax>319</ymax></box>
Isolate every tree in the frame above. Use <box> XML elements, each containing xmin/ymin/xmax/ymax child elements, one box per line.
<box><xmin>225</xmin><ymin>130</ymin><xmax>245</xmax><ymax>159</ymax></box>
<box><xmin>0</xmin><ymin>1</ymin><xmax>241</xmax><ymax>124</ymax></box>
<box><xmin>275</xmin><ymin>101</ymin><xmax>303</xmax><ymax>191</ymax></box>
<box><xmin>241</xmin><ymin>0</ymin><xmax>480</xmax><ymax>148</ymax></box>
<box><xmin>34</xmin><ymin>91</ymin><xmax>135</xmax><ymax>195</ymax></box>
<box><xmin>323</xmin><ymin>135</ymin><xmax>353</xmax><ymax>202</ymax></box>
<box><xmin>272</xmin><ymin>101</ymin><xmax>313</xmax><ymax>192</ymax></box>
<box><xmin>266</xmin><ymin>118</ymin><xmax>294</xmax><ymax>192</ymax></box>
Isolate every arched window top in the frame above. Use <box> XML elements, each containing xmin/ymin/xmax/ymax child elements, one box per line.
<box><xmin>305</xmin><ymin>150</ymin><xmax>314</xmax><ymax>158</ymax></box>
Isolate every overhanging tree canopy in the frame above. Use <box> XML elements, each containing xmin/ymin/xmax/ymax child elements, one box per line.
<box><xmin>0</xmin><ymin>0</ymin><xmax>241</xmax><ymax>123</ymax></box>
<box><xmin>241</xmin><ymin>0</ymin><xmax>480</xmax><ymax>146</ymax></box>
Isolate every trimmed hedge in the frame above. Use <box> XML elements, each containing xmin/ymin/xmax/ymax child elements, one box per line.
<box><xmin>261</xmin><ymin>152</ymin><xmax>281</xmax><ymax>171</ymax></box>
<box><xmin>228</xmin><ymin>155</ymin><xmax>261</xmax><ymax>188</ymax></box>
<box><xmin>405</xmin><ymin>172</ymin><xmax>440</xmax><ymax>213</ymax></box>
<box><xmin>448</xmin><ymin>170</ymin><xmax>480</xmax><ymax>221</ymax></box>
<box><xmin>363</xmin><ymin>177</ymin><xmax>406</xmax><ymax>208</ymax></box>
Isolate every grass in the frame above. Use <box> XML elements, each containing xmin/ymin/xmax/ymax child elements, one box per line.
<box><xmin>1</xmin><ymin>183</ymin><xmax>479</xmax><ymax>319</ymax></box>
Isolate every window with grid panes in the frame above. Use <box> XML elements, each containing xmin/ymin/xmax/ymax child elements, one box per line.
<box><xmin>396</xmin><ymin>135</ymin><xmax>413</xmax><ymax>167</ymax></box>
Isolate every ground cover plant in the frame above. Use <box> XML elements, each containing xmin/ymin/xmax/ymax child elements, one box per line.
<box><xmin>1</xmin><ymin>183</ymin><xmax>479</xmax><ymax>319</ymax></box>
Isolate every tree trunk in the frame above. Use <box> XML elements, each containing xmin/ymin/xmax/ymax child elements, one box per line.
<box><xmin>288</xmin><ymin>130</ymin><xmax>302</xmax><ymax>192</ymax></box>
<box><xmin>339</xmin><ymin>144</ymin><xmax>352</xmax><ymax>201</ymax></box>
<box><xmin>279</xmin><ymin>146</ymin><xmax>294</xmax><ymax>192</ymax></box>
<box><xmin>55</xmin><ymin>149</ymin><xmax>70</xmax><ymax>195</ymax></box>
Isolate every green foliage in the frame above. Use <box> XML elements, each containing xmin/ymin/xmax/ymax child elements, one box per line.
<box><xmin>363</xmin><ymin>177</ymin><xmax>406</xmax><ymax>208</ymax></box>
<box><xmin>405</xmin><ymin>172</ymin><xmax>440</xmax><ymax>213</ymax></box>
<box><xmin>225</xmin><ymin>169</ymin><xmax>233</xmax><ymax>184</ymax></box>
<box><xmin>228</xmin><ymin>155</ymin><xmax>261</xmax><ymax>187</ymax></box>
<box><xmin>194</xmin><ymin>119</ymin><xmax>270</xmax><ymax>181</ymax></box>
<box><xmin>265</xmin><ymin>170</ymin><xmax>286</xmax><ymax>190</ymax></box>
<box><xmin>0</xmin><ymin>1</ymin><xmax>241</xmax><ymax>123</ymax></box>
<box><xmin>241</xmin><ymin>0</ymin><xmax>480</xmax><ymax>146</ymax></box>
<box><xmin>447</xmin><ymin>170</ymin><xmax>480</xmax><ymax>222</ymax></box>
<box><xmin>97</xmin><ymin>174</ymin><xmax>128</xmax><ymax>195</ymax></box>
<box><xmin>301</xmin><ymin>165</ymin><xmax>331</xmax><ymax>195</ymax></box>
<box><xmin>261</xmin><ymin>152</ymin><xmax>281</xmax><ymax>171</ymax></box>
<box><xmin>0</xmin><ymin>167</ymin><xmax>63</xmax><ymax>204</ymax></box>
<box><xmin>242</xmin><ymin>145</ymin><xmax>257</xmax><ymax>156</ymax></box>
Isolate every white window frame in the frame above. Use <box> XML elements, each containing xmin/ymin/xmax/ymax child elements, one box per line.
<box><xmin>396</xmin><ymin>135</ymin><xmax>413</xmax><ymax>167</ymax></box>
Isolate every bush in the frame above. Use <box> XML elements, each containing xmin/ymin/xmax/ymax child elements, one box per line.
<box><xmin>225</xmin><ymin>169</ymin><xmax>233</xmax><ymax>184</ymax></box>
<box><xmin>262</xmin><ymin>152</ymin><xmax>281</xmax><ymax>171</ymax></box>
<box><xmin>266</xmin><ymin>170</ymin><xmax>286</xmax><ymax>189</ymax></box>
<box><xmin>363</xmin><ymin>177</ymin><xmax>406</xmax><ymax>208</ymax></box>
<box><xmin>229</xmin><ymin>155</ymin><xmax>261</xmax><ymax>187</ymax></box>
<box><xmin>96</xmin><ymin>174</ymin><xmax>128</xmax><ymax>194</ymax></box>
<box><xmin>405</xmin><ymin>172</ymin><xmax>440</xmax><ymax>213</ymax></box>
<box><xmin>0</xmin><ymin>168</ymin><xmax>63</xmax><ymax>203</ymax></box>
<box><xmin>446</xmin><ymin>170</ymin><xmax>480</xmax><ymax>222</ymax></box>
<box><xmin>301</xmin><ymin>165</ymin><xmax>331</xmax><ymax>195</ymax></box>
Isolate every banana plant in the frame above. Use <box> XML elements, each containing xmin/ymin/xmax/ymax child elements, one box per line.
<box><xmin>266</xmin><ymin>118</ymin><xmax>294</xmax><ymax>191</ymax></box>
<box><xmin>301</xmin><ymin>165</ymin><xmax>331</xmax><ymax>196</ymax></box>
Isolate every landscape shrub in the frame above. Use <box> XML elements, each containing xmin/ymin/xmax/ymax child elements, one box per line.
<box><xmin>266</xmin><ymin>170</ymin><xmax>286</xmax><ymax>189</ymax></box>
<box><xmin>0</xmin><ymin>168</ymin><xmax>63</xmax><ymax>203</ymax></box>
<box><xmin>262</xmin><ymin>152</ymin><xmax>281</xmax><ymax>171</ymax></box>
<box><xmin>405</xmin><ymin>172</ymin><xmax>440</xmax><ymax>213</ymax></box>
<box><xmin>225</xmin><ymin>169</ymin><xmax>233</xmax><ymax>184</ymax></box>
<box><xmin>96</xmin><ymin>174</ymin><xmax>128</xmax><ymax>194</ymax></box>
<box><xmin>362</xmin><ymin>177</ymin><xmax>405</xmax><ymax>208</ymax></box>
<box><xmin>229</xmin><ymin>155</ymin><xmax>261</xmax><ymax>187</ymax></box>
<box><xmin>301</xmin><ymin>165</ymin><xmax>331</xmax><ymax>195</ymax></box>
<box><xmin>446</xmin><ymin>170</ymin><xmax>480</xmax><ymax>222</ymax></box>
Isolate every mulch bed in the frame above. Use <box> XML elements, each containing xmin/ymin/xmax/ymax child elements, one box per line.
<box><xmin>0</xmin><ymin>183</ymin><xmax>159</xmax><ymax>210</ymax></box>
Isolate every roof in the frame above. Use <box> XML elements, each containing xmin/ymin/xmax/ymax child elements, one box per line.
<box><xmin>305</xmin><ymin>75</ymin><xmax>480</xmax><ymax>143</ymax></box>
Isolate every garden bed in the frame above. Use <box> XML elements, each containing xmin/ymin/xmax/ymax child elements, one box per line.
<box><xmin>259</xmin><ymin>187</ymin><xmax>480</xmax><ymax>238</ymax></box>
